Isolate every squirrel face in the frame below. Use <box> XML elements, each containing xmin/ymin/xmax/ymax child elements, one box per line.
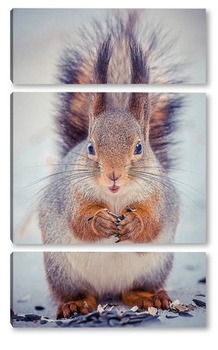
<box><xmin>87</xmin><ymin>110</ymin><xmax>147</xmax><ymax>195</ymax></box>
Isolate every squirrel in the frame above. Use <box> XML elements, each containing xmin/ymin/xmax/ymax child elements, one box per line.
<box><xmin>38</xmin><ymin>10</ymin><xmax>183</xmax><ymax>318</ymax></box>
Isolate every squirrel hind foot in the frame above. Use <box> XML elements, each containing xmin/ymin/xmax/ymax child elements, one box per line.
<box><xmin>122</xmin><ymin>289</ymin><xmax>171</xmax><ymax>310</ymax></box>
<box><xmin>57</xmin><ymin>295</ymin><xmax>98</xmax><ymax>319</ymax></box>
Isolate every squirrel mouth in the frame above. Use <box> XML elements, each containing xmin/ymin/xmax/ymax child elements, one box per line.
<box><xmin>108</xmin><ymin>185</ymin><xmax>120</xmax><ymax>194</ymax></box>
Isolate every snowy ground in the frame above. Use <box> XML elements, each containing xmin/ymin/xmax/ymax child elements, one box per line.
<box><xmin>11</xmin><ymin>252</ymin><xmax>206</xmax><ymax>328</ymax></box>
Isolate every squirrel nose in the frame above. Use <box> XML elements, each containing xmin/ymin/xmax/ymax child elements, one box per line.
<box><xmin>107</xmin><ymin>171</ymin><xmax>120</xmax><ymax>182</ymax></box>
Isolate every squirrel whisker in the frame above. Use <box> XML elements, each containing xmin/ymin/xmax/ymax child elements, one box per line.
<box><xmin>132</xmin><ymin>169</ymin><xmax>203</xmax><ymax>197</ymax></box>
<box><xmin>128</xmin><ymin>172</ymin><xmax>170</xmax><ymax>198</ymax></box>
<box><xmin>129</xmin><ymin>170</ymin><xmax>201</xmax><ymax>205</ymax></box>
<box><xmin>131</xmin><ymin>164</ymin><xmax>203</xmax><ymax>176</ymax></box>
<box><xmin>34</xmin><ymin>172</ymin><xmax>98</xmax><ymax>202</ymax></box>
<box><xmin>27</xmin><ymin>168</ymin><xmax>98</xmax><ymax>188</ymax></box>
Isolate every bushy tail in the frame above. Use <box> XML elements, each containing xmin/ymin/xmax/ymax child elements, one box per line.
<box><xmin>56</xmin><ymin>10</ymin><xmax>183</xmax><ymax>169</ymax></box>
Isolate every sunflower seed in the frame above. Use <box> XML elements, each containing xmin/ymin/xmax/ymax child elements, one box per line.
<box><xmin>192</xmin><ymin>299</ymin><xmax>206</xmax><ymax>307</ymax></box>
<box><xmin>166</xmin><ymin>313</ymin><xmax>179</xmax><ymax>319</ymax></box>
<box><xmin>106</xmin><ymin>311</ymin><xmax>120</xmax><ymax>319</ymax></box>
<box><xmin>119</xmin><ymin>316</ymin><xmax>130</xmax><ymax>325</ymax></box>
<box><xmin>148</xmin><ymin>307</ymin><xmax>158</xmax><ymax>316</ymax></box>
<box><xmin>119</xmin><ymin>214</ymin><xmax>126</xmax><ymax>221</ymax></box>
<box><xmin>13</xmin><ymin>315</ymin><xmax>26</xmax><ymax>322</ymax></box>
<box><xmin>107</xmin><ymin>211</ymin><xmax>120</xmax><ymax>219</ymax></box>
<box><xmin>40</xmin><ymin>319</ymin><xmax>48</xmax><ymax>325</ymax></box>
<box><xmin>170</xmin><ymin>299</ymin><xmax>181</xmax><ymax>307</ymax></box>
<box><xmin>188</xmin><ymin>303</ymin><xmax>197</xmax><ymax>311</ymax></box>
<box><xmin>83</xmin><ymin>311</ymin><xmax>100</xmax><ymax>321</ymax></box>
<box><xmin>35</xmin><ymin>305</ymin><xmax>45</xmax><ymax>311</ymax></box>
<box><xmin>130</xmin><ymin>305</ymin><xmax>139</xmax><ymax>312</ymax></box>
<box><xmin>97</xmin><ymin>304</ymin><xmax>105</xmax><ymax>313</ymax></box>
<box><xmin>55</xmin><ymin>320</ymin><xmax>71</xmax><ymax>327</ymax></box>
<box><xmin>175</xmin><ymin>304</ymin><xmax>189</xmax><ymax>312</ymax></box>
<box><xmin>24</xmin><ymin>314</ymin><xmax>41</xmax><ymax>321</ymax></box>
<box><xmin>126</xmin><ymin>206</ymin><xmax>136</xmax><ymax>212</ymax></box>
<box><xmin>122</xmin><ymin>311</ymin><xmax>138</xmax><ymax>317</ymax></box>
<box><xmin>108</xmin><ymin>318</ymin><xmax>121</xmax><ymax>327</ymax></box>
<box><xmin>198</xmin><ymin>277</ymin><xmax>206</xmax><ymax>284</ymax></box>
<box><xmin>128</xmin><ymin>317</ymin><xmax>145</xmax><ymax>324</ymax></box>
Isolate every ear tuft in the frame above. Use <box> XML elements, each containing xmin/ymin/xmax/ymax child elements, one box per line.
<box><xmin>94</xmin><ymin>35</ymin><xmax>112</xmax><ymax>84</ymax></box>
<box><xmin>91</xmin><ymin>36</ymin><xmax>112</xmax><ymax>117</ymax></box>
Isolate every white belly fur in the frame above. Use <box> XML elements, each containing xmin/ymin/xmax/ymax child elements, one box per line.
<box><xmin>66</xmin><ymin>252</ymin><xmax>172</xmax><ymax>297</ymax></box>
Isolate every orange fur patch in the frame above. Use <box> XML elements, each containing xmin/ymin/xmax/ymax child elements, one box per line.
<box><xmin>70</xmin><ymin>190</ymin><xmax>113</xmax><ymax>242</ymax></box>
<box><xmin>120</xmin><ymin>194</ymin><xmax>164</xmax><ymax>243</ymax></box>
<box><xmin>77</xmin><ymin>60</ymin><xmax>93</xmax><ymax>84</ymax></box>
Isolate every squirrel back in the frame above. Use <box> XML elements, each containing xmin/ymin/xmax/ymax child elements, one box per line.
<box><xmin>56</xmin><ymin>10</ymin><xmax>183</xmax><ymax>169</ymax></box>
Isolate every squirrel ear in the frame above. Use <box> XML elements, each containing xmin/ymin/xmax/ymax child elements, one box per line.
<box><xmin>129</xmin><ymin>93</ymin><xmax>148</xmax><ymax>117</ymax></box>
<box><xmin>90</xmin><ymin>93</ymin><xmax>107</xmax><ymax>117</ymax></box>
<box><xmin>129</xmin><ymin>92</ymin><xmax>150</xmax><ymax>132</ymax></box>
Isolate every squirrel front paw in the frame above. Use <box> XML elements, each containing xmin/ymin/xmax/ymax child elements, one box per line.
<box><xmin>117</xmin><ymin>207</ymin><xmax>143</xmax><ymax>242</ymax></box>
<box><xmin>90</xmin><ymin>209</ymin><xmax>119</xmax><ymax>239</ymax></box>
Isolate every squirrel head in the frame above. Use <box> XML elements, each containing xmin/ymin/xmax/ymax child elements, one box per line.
<box><xmin>84</xmin><ymin>35</ymin><xmax>153</xmax><ymax>195</ymax></box>
<box><xmin>86</xmin><ymin>92</ymin><xmax>152</xmax><ymax>196</ymax></box>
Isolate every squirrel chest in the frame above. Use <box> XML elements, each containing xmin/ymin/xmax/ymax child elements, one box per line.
<box><xmin>63</xmin><ymin>252</ymin><xmax>173</xmax><ymax>296</ymax></box>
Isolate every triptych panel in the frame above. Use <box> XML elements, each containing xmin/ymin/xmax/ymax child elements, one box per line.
<box><xmin>10</xmin><ymin>8</ymin><xmax>207</xmax><ymax>328</ymax></box>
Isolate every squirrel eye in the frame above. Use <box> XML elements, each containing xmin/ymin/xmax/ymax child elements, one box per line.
<box><xmin>87</xmin><ymin>141</ymin><xmax>95</xmax><ymax>155</ymax></box>
<box><xmin>134</xmin><ymin>141</ymin><xmax>142</xmax><ymax>155</ymax></box>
